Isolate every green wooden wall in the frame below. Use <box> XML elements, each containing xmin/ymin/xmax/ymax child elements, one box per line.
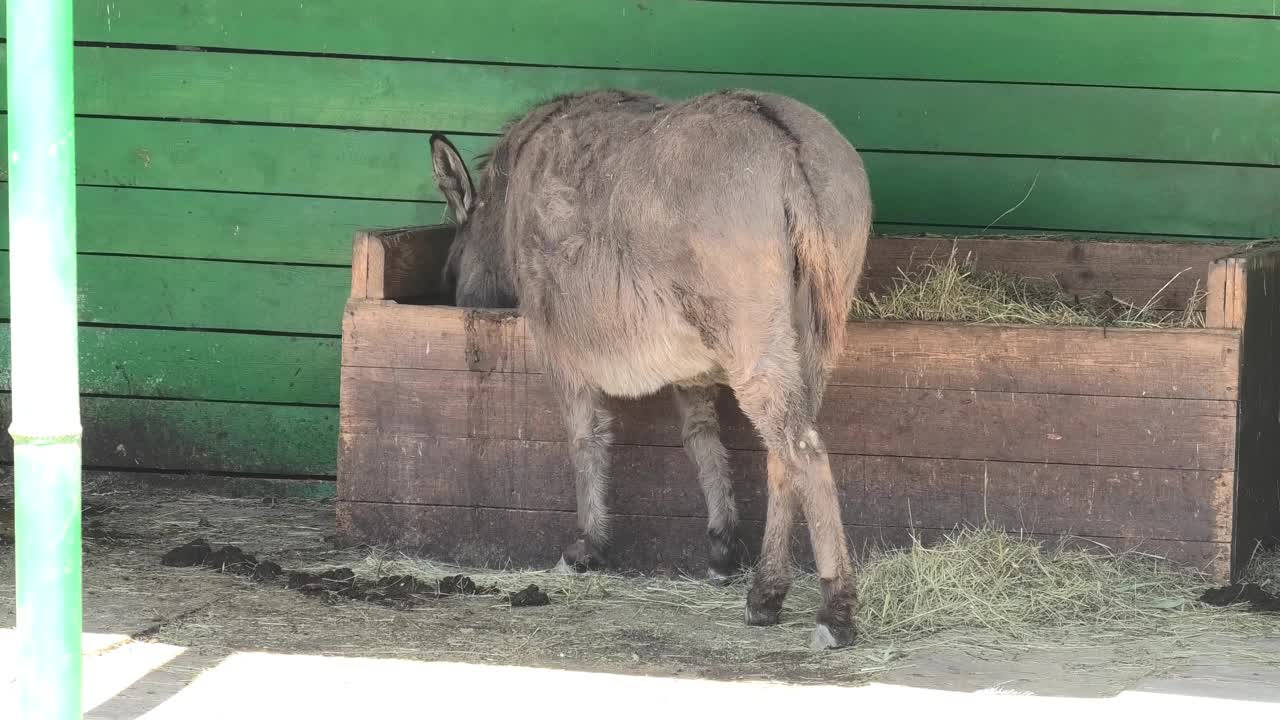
<box><xmin>0</xmin><ymin>1</ymin><xmax>1276</xmax><ymax>483</ymax></box>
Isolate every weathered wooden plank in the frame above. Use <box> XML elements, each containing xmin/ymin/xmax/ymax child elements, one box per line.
<box><xmin>0</xmin><ymin>254</ymin><xmax>348</xmax><ymax>335</ymax></box>
<box><xmin>349</xmin><ymin>226</ymin><xmax>454</xmax><ymax>301</ymax></box>
<box><xmin>338</xmin><ymin>433</ymin><xmax>1234</xmax><ymax>542</ymax></box>
<box><xmin>335</xmin><ymin>501</ymin><xmax>1231</xmax><ymax>578</ymax></box>
<box><xmin>353</xmin><ymin>226</ymin><xmax>1232</xmax><ymax>308</ymax></box>
<box><xmin>874</xmin><ymin>225</ymin><xmax>1236</xmax><ymax>242</ymax></box>
<box><xmin>838</xmin><ymin>322</ymin><xmax>1239</xmax><ymax>400</ymax></box>
<box><xmin>0</xmin><ymin>324</ymin><xmax>338</xmax><ymax>404</ymax></box>
<box><xmin>336</xmin><ymin>501</ymin><xmax>764</xmax><ymax>573</ymax></box>
<box><xmin>56</xmin><ymin>1</ymin><xmax>1280</xmax><ymax>91</ymax></box>
<box><xmin>0</xmin><ymin>187</ymin><xmax>440</xmax><ymax>264</ymax></box>
<box><xmin>342</xmin><ymin>302</ymin><xmax>1239</xmax><ymax>400</ymax></box>
<box><xmin>339</xmin><ymin>367</ymin><xmax>1238</xmax><ymax>470</ymax></box>
<box><xmin>865</xmin><ymin>235</ymin><xmax>1234</xmax><ymax>311</ymax></box>
<box><xmin>342</xmin><ymin>305</ymin><xmax>533</xmax><ymax>373</ymax></box>
<box><xmin>347</xmin><ymin>296</ymin><xmax>1234</xmax><ymax>396</ymax></box>
<box><xmin>0</xmin><ymin>395</ymin><xmax>337</xmax><ymax>475</ymax></box>
<box><xmin>1232</xmin><ymin>246</ymin><xmax>1280</xmax><ymax>577</ymax></box>
<box><xmin>6</xmin><ymin>48</ymin><xmax>1277</xmax><ymax>167</ymax></box>
<box><xmin>1205</xmin><ymin>257</ymin><xmax>1247</xmax><ymax>329</ymax></box>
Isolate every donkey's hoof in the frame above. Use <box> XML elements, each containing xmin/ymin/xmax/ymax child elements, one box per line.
<box><xmin>705</xmin><ymin>568</ymin><xmax>740</xmax><ymax>587</ymax></box>
<box><xmin>551</xmin><ymin>556</ymin><xmax>579</xmax><ymax>575</ymax></box>
<box><xmin>809</xmin><ymin>622</ymin><xmax>856</xmax><ymax>650</ymax></box>
<box><xmin>707</xmin><ymin>530</ymin><xmax>745</xmax><ymax>580</ymax></box>
<box><xmin>744</xmin><ymin>601</ymin><xmax>782</xmax><ymax>627</ymax></box>
<box><xmin>560</xmin><ymin>538</ymin><xmax>606</xmax><ymax>573</ymax></box>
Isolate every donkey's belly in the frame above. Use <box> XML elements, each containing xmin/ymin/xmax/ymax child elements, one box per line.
<box><xmin>539</xmin><ymin>324</ymin><xmax>722</xmax><ymax>399</ymax></box>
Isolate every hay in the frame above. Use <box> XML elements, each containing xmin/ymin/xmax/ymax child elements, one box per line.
<box><xmin>851</xmin><ymin>246</ymin><xmax>1205</xmax><ymax>328</ymax></box>
<box><xmin>853</xmin><ymin>528</ymin><xmax>1210</xmax><ymax>642</ymax></box>
<box><xmin>360</xmin><ymin>526</ymin><xmax>1274</xmax><ymax>659</ymax></box>
<box><xmin>1243</xmin><ymin>547</ymin><xmax>1280</xmax><ymax>591</ymax></box>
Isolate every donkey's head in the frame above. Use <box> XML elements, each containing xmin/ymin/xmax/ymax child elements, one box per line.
<box><xmin>430</xmin><ymin>134</ymin><xmax>517</xmax><ymax>309</ymax></box>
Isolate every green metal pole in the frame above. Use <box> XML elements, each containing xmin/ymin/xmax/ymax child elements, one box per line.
<box><xmin>7</xmin><ymin>0</ymin><xmax>83</xmax><ymax>718</ymax></box>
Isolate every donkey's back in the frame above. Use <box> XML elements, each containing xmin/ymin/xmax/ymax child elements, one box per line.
<box><xmin>495</xmin><ymin>90</ymin><xmax>871</xmax><ymax>398</ymax></box>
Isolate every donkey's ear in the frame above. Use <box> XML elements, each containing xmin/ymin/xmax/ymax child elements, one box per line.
<box><xmin>430</xmin><ymin>133</ymin><xmax>475</xmax><ymax>224</ymax></box>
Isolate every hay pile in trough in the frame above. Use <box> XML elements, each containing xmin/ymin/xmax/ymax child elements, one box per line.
<box><xmin>851</xmin><ymin>247</ymin><xmax>1205</xmax><ymax>328</ymax></box>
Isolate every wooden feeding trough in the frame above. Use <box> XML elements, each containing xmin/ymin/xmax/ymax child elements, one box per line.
<box><xmin>336</xmin><ymin>227</ymin><xmax>1280</xmax><ymax>582</ymax></box>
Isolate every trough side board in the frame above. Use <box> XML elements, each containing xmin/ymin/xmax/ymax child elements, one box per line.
<box><xmin>338</xmin><ymin>226</ymin><xmax>1250</xmax><ymax>580</ymax></box>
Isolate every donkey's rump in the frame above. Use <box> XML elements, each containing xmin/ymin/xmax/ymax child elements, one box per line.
<box><xmin>506</xmin><ymin>93</ymin><xmax>825</xmax><ymax>394</ymax></box>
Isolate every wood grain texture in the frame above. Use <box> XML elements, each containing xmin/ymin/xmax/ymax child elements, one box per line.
<box><xmin>349</xmin><ymin>226</ymin><xmax>455</xmax><ymax>301</ymax></box>
<box><xmin>0</xmin><ymin>395</ymin><xmax>337</xmax><ymax>475</ymax></box>
<box><xmin>0</xmin><ymin>254</ymin><xmax>347</xmax><ymax>334</ymax></box>
<box><xmin>341</xmin><ymin>303</ymin><xmax>1239</xmax><ymax>400</ymax></box>
<box><xmin>836</xmin><ymin>322</ymin><xmax>1238</xmax><ymax>400</ymax></box>
<box><xmin>338</xmin><ymin>433</ymin><xmax>1234</xmax><ymax>542</ymax></box>
<box><xmin>342</xmin><ymin>304</ymin><xmax>531</xmax><ymax>373</ymax></box>
<box><xmin>354</xmin><ymin>228</ymin><xmax>1233</xmax><ymax>309</ymax></box>
<box><xmin>1206</xmin><ymin>257</ymin><xmax>1247</xmax><ymax>330</ymax></box>
<box><xmin>865</xmin><ymin>235</ymin><xmax>1233</xmax><ymax>311</ymax></box>
<box><xmin>0</xmin><ymin>324</ymin><xmax>338</xmax><ymax>404</ymax></box>
<box><xmin>335</xmin><ymin>502</ymin><xmax>1231</xmax><ymax>579</ymax></box>
<box><xmin>349</xmin><ymin>234</ymin><xmax>373</xmax><ymax>302</ymax></box>
<box><xmin>57</xmin><ymin>1</ymin><xmax>1280</xmax><ymax>91</ymax></box>
<box><xmin>339</xmin><ymin>366</ymin><xmax>1238</xmax><ymax>471</ymax></box>
<box><xmin>9</xmin><ymin>49</ymin><xmax>1278</xmax><ymax>167</ymax></box>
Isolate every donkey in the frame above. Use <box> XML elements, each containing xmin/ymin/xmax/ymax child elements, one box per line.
<box><xmin>430</xmin><ymin>89</ymin><xmax>871</xmax><ymax>649</ymax></box>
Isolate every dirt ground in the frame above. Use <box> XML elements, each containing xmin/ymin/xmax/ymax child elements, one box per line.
<box><xmin>2</xmin><ymin>476</ymin><xmax>1279</xmax><ymax>714</ymax></box>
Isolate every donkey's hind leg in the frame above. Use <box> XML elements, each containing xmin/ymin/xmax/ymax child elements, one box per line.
<box><xmin>673</xmin><ymin>384</ymin><xmax>744</xmax><ymax>584</ymax></box>
<box><xmin>552</xmin><ymin>382</ymin><xmax>614</xmax><ymax>573</ymax></box>
<box><xmin>729</xmin><ymin>343</ymin><xmax>857</xmax><ymax>649</ymax></box>
<box><xmin>745</xmin><ymin>448</ymin><xmax>798</xmax><ymax>626</ymax></box>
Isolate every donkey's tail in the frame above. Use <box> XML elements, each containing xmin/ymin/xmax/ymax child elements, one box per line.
<box><xmin>784</xmin><ymin>175</ymin><xmax>861</xmax><ymax>377</ymax></box>
<box><xmin>778</xmin><ymin>155</ymin><xmax>870</xmax><ymax>397</ymax></box>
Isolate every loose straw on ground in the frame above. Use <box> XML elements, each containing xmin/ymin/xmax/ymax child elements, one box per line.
<box><xmin>360</xmin><ymin>526</ymin><xmax>1276</xmax><ymax>657</ymax></box>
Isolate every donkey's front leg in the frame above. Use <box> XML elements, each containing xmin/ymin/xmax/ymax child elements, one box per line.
<box><xmin>552</xmin><ymin>382</ymin><xmax>614</xmax><ymax>573</ymax></box>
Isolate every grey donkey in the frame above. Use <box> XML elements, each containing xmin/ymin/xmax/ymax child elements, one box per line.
<box><xmin>430</xmin><ymin>89</ymin><xmax>871</xmax><ymax>649</ymax></box>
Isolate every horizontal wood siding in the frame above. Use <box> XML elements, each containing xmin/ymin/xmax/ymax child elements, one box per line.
<box><xmin>338</xmin><ymin>502</ymin><xmax>1231</xmax><ymax>577</ymax></box>
<box><xmin>0</xmin><ymin>0</ymin><xmax>1273</xmax><ymax>477</ymax></box>
<box><xmin>53</xmin><ymin>1</ymin><xmax>1280</xmax><ymax>90</ymax></box>
<box><xmin>339</xmin><ymin>434</ymin><xmax>1234</xmax><ymax>543</ymax></box>
<box><xmin>340</xmin><ymin>366</ymin><xmax>1237</xmax><ymax>471</ymax></box>
<box><xmin>338</xmin><ymin>299</ymin><xmax>1239</xmax><ymax>574</ymax></box>
<box><xmin>343</xmin><ymin>304</ymin><xmax>1241</xmax><ymax>399</ymax></box>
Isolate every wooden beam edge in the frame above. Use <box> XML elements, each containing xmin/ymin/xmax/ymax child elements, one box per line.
<box><xmin>1205</xmin><ymin>257</ymin><xmax>1246</xmax><ymax>329</ymax></box>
